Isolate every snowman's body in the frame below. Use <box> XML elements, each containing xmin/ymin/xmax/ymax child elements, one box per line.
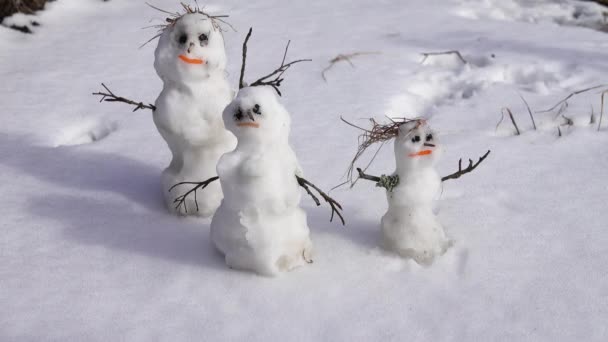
<box><xmin>153</xmin><ymin>13</ymin><xmax>236</xmax><ymax>216</ymax></box>
<box><xmin>210</xmin><ymin>87</ymin><xmax>312</xmax><ymax>276</ymax></box>
<box><xmin>380</xmin><ymin>121</ymin><xmax>450</xmax><ymax>264</ymax></box>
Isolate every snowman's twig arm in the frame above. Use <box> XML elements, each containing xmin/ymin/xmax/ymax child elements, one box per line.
<box><xmin>441</xmin><ymin>150</ymin><xmax>491</xmax><ymax>182</ymax></box>
<box><xmin>93</xmin><ymin>83</ymin><xmax>156</xmax><ymax>112</ymax></box>
<box><xmin>169</xmin><ymin>177</ymin><xmax>219</xmax><ymax>213</ymax></box>
<box><xmin>356</xmin><ymin>168</ymin><xmax>400</xmax><ymax>192</ymax></box>
<box><xmin>356</xmin><ymin>168</ymin><xmax>381</xmax><ymax>182</ymax></box>
<box><xmin>295</xmin><ymin>175</ymin><xmax>345</xmax><ymax>225</ymax></box>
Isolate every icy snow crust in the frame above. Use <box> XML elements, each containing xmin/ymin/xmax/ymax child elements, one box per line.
<box><xmin>1</xmin><ymin>0</ymin><xmax>608</xmax><ymax>340</ymax></box>
<box><xmin>211</xmin><ymin>87</ymin><xmax>313</xmax><ymax>276</ymax></box>
<box><xmin>154</xmin><ymin>12</ymin><xmax>236</xmax><ymax>216</ymax></box>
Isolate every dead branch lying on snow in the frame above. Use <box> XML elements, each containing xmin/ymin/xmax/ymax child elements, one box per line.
<box><xmin>420</xmin><ymin>50</ymin><xmax>467</xmax><ymax>65</ymax></box>
<box><xmin>93</xmin><ymin>83</ymin><xmax>156</xmax><ymax>112</ymax></box>
<box><xmin>321</xmin><ymin>51</ymin><xmax>380</xmax><ymax>82</ymax></box>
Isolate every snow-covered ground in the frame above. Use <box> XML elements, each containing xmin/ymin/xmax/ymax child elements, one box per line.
<box><xmin>1</xmin><ymin>0</ymin><xmax>607</xmax><ymax>340</ymax></box>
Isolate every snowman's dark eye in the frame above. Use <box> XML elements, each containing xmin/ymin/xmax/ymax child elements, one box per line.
<box><xmin>411</xmin><ymin>135</ymin><xmax>421</xmax><ymax>143</ymax></box>
<box><xmin>199</xmin><ymin>33</ymin><xmax>208</xmax><ymax>44</ymax></box>
<box><xmin>426</xmin><ymin>134</ymin><xmax>433</xmax><ymax>141</ymax></box>
<box><xmin>178</xmin><ymin>34</ymin><xmax>187</xmax><ymax>45</ymax></box>
<box><xmin>252</xmin><ymin>104</ymin><xmax>261</xmax><ymax>115</ymax></box>
<box><xmin>234</xmin><ymin>108</ymin><xmax>243</xmax><ymax>121</ymax></box>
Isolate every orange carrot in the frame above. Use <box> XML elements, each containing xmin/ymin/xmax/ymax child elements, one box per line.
<box><xmin>237</xmin><ymin>122</ymin><xmax>260</xmax><ymax>128</ymax></box>
<box><xmin>178</xmin><ymin>55</ymin><xmax>204</xmax><ymax>65</ymax></box>
<box><xmin>408</xmin><ymin>149</ymin><xmax>432</xmax><ymax>157</ymax></box>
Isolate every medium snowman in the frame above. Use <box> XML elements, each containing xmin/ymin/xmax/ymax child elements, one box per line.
<box><xmin>174</xmin><ymin>29</ymin><xmax>343</xmax><ymax>276</ymax></box>
<box><xmin>210</xmin><ymin>86</ymin><xmax>314</xmax><ymax>276</ymax></box>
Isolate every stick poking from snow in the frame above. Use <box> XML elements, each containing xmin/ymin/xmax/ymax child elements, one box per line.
<box><xmin>599</xmin><ymin>90</ymin><xmax>607</xmax><ymax>131</ymax></box>
<box><xmin>519</xmin><ymin>94</ymin><xmax>536</xmax><ymax>130</ymax></box>
<box><xmin>500</xmin><ymin>108</ymin><xmax>520</xmax><ymax>136</ymax></box>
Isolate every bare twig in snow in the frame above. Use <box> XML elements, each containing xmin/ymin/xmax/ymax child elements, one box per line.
<box><xmin>590</xmin><ymin>105</ymin><xmax>596</xmax><ymax>125</ymax></box>
<box><xmin>441</xmin><ymin>150</ymin><xmax>491</xmax><ymax>182</ymax></box>
<box><xmin>557</xmin><ymin>126</ymin><xmax>562</xmax><ymax>137</ymax></box>
<box><xmin>321</xmin><ymin>51</ymin><xmax>380</xmax><ymax>82</ymax></box>
<box><xmin>296</xmin><ymin>175</ymin><xmax>345</xmax><ymax>225</ymax></box>
<box><xmin>420</xmin><ymin>50</ymin><xmax>467</xmax><ymax>64</ymax></box>
<box><xmin>93</xmin><ymin>83</ymin><xmax>156</xmax><ymax>112</ymax></box>
<box><xmin>168</xmin><ymin>177</ymin><xmax>219</xmax><ymax>213</ymax></box>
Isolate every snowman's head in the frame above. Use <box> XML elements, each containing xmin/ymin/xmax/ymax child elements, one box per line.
<box><xmin>154</xmin><ymin>12</ymin><xmax>227</xmax><ymax>84</ymax></box>
<box><xmin>394</xmin><ymin>120</ymin><xmax>440</xmax><ymax>171</ymax></box>
<box><xmin>223</xmin><ymin>86</ymin><xmax>291</xmax><ymax>147</ymax></box>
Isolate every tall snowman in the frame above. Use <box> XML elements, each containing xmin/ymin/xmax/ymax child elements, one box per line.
<box><xmin>353</xmin><ymin>119</ymin><xmax>489</xmax><ymax>265</ymax></box>
<box><xmin>153</xmin><ymin>8</ymin><xmax>236</xmax><ymax>216</ymax></box>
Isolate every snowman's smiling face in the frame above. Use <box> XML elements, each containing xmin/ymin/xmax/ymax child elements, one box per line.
<box><xmin>223</xmin><ymin>87</ymin><xmax>291</xmax><ymax>146</ymax></box>
<box><xmin>394</xmin><ymin>120</ymin><xmax>441</xmax><ymax>171</ymax></box>
<box><xmin>154</xmin><ymin>13</ymin><xmax>227</xmax><ymax>83</ymax></box>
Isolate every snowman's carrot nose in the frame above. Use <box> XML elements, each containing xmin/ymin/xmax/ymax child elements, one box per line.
<box><xmin>409</xmin><ymin>150</ymin><xmax>432</xmax><ymax>157</ymax></box>
<box><xmin>178</xmin><ymin>55</ymin><xmax>205</xmax><ymax>65</ymax></box>
<box><xmin>237</xmin><ymin>122</ymin><xmax>260</xmax><ymax>128</ymax></box>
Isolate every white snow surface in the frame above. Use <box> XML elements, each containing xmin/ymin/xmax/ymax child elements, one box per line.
<box><xmin>1</xmin><ymin>0</ymin><xmax>608</xmax><ymax>340</ymax></box>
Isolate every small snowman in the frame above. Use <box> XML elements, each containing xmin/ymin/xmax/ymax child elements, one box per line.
<box><xmin>348</xmin><ymin>118</ymin><xmax>490</xmax><ymax>265</ymax></box>
<box><xmin>94</xmin><ymin>4</ymin><xmax>236</xmax><ymax>216</ymax></box>
<box><xmin>175</xmin><ymin>29</ymin><xmax>344</xmax><ymax>276</ymax></box>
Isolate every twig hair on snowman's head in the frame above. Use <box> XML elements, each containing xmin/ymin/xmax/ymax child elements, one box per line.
<box><xmin>237</xmin><ymin>27</ymin><xmax>311</xmax><ymax>96</ymax></box>
<box><xmin>142</xmin><ymin>2</ymin><xmax>234</xmax><ymax>48</ymax></box>
<box><xmin>341</xmin><ymin>116</ymin><xmax>426</xmax><ymax>184</ymax></box>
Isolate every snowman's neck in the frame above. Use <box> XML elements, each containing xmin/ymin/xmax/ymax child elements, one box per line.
<box><xmin>236</xmin><ymin>137</ymin><xmax>289</xmax><ymax>154</ymax></box>
<box><xmin>164</xmin><ymin>70</ymin><xmax>225</xmax><ymax>93</ymax></box>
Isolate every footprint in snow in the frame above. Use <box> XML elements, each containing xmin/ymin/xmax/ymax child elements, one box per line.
<box><xmin>54</xmin><ymin>117</ymin><xmax>118</xmax><ymax>147</ymax></box>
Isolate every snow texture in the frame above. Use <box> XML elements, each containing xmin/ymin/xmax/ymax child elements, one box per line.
<box><xmin>211</xmin><ymin>86</ymin><xmax>313</xmax><ymax>276</ymax></box>
<box><xmin>381</xmin><ymin>121</ymin><xmax>451</xmax><ymax>264</ymax></box>
<box><xmin>154</xmin><ymin>12</ymin><xmax>236</xmax><ymax>216</ymax></box>
<box><xmin>1</xmin><ymin>0</ymin><xmax>608</xmax><ymax>340</ymax></box>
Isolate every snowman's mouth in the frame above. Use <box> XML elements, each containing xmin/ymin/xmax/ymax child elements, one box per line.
<box><xmin>178</xmin><ymin>55</ymin><xmax>205</xmax><ymax>65</ymax></box>
<box><xmin>409</xmin><ymin>150</ymin><xmax>433</xmax><ymax>157</ymax></box>
<box><xmin>237</xmin><ymin>122</ymin><xmax>260</xmax><ymax>128</ymax></box>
